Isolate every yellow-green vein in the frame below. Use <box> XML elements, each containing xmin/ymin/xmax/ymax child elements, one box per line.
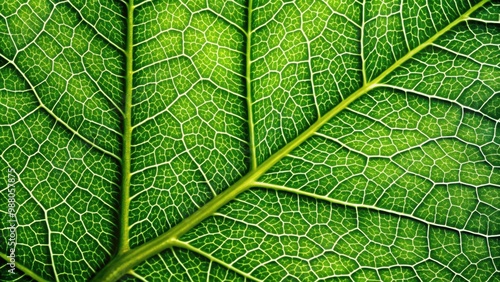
<box><xmin>0</xmin><ymin>252</ymin><xmax>50</xmax><ymax>282</ymax></box>
<box><xmin>91</xmin><ymin>0</ymin><xmax>490</xmax><ymax>280</ymax></box>
<box><xmin>117</xmin><ymin>0</ymin><xmax>135</xmax><ymax>255</ymax></box>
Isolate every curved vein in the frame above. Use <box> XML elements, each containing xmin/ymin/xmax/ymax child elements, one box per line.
<box><xmin>0</xmin><ymin>252</ymin><xmax>50</xmax><ymax>282</ymax></box>
<box><xmin>0</xmin><ymin>54</ymin><xmax>121</xmax><ymax>161</ymax></box>
<box><xmin>246</xmin><ymin>0</ymin><xmax>257</xmax><ymax>170</ymax></box>
<box><xmin>172</xmin><ymin>239</ymin><xmax>262</xmax><ymax>282</ymax></box>
<box><xmin>253</xmin><ymin>181</ymin><xmax>497</xmax><ymax>239</ymax></box>
<box><xmin>91</xmin><ymin>1</ymin><xmax>491</xmax><ymax>281</ymax></box>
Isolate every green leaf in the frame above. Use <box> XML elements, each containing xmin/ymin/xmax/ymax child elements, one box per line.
<box><xmin>1</xmin><ymin>0</ymin><xmax>499</xmax><ymax>281</ymax></box>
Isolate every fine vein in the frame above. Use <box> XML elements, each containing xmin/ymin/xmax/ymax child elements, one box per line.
<box><xmin>171</xmin><ymin>240</ymin><xmax>262</xmax><ymax>281</ymax></box>
<box><xmin>254</xmin><ymin>182</ymin><xmax>497</xmax><ymax>239</ymax></box>
<box><xmin>0</xmin><ymin>54</ymin><xmax>121</xmax><ymax>161</ymax></box>
<box><xmin>92</xmin><ymin>0</ymin><xmax>490</xmax><ymax>281</ymax></box>
<box><xmin>0</xmin><ymin>252</ymin><xmax>50</xmax><ymax>282</ymax></box>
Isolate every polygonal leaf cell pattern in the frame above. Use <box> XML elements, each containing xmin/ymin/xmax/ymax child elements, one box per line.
<box><xmin>0</xmin><ymin>0</ymin><xmax>499</xmax><ymax>281</ymax></box>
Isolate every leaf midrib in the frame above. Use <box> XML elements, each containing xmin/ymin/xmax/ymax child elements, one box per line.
<box><xmin>15</xmin><ymin>0</ymin><xmax>484</xmax><ymax>281</ymax></box>
<box><xmin>246</xmin><ymin>0</ymin><xmax>257</xmax><ymax>170</ymax></box>
<box><xmin>116</xmin><ymin>0</ymin><xmax>135</xmax><ymax>256</ymax></box>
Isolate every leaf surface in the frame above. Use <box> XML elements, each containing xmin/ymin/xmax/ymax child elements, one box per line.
<box><xmin>1</xmin><ymin>0</ymin><xmax>499</xmax><ymax>281</ymax></box>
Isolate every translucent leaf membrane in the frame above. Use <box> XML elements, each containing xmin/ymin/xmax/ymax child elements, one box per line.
<box><xmin>363</xmin><ymin>0</ymin><xmax>475</xmax><ymax>81</ymax></box>
<box><xmin>252</xmin><ymin>0</ymin><xmax>362</xmax><ymax>164</ymax></box>
<box><xmin>1</xmin><ymin>2</ymin><xmax>125</xmax><ymax>156</ymax></box>
<box><xmin>261</xmin><ymin>88</ymin><xmax>499</xmax><ymax>235</ymax></box>
<box><xmin>1</xmin><ymin>0</ymin><xmax>499</xmax><ymax>281</ymax></box>
<box><xmin>129</xmin><ymin>0</ymin><xmax>249</xmax><ymax>247</ymax></box>
<box><xmin>182</xmin><ymin>189</ymin><xmax>499</xmax><ymax>281</ymax></box>
<box><xmin>0</xmin><ymin>60</ymin><xmax>120</xmax><ymax>280</ymax></box>
<box><xmin>131</xmin><ymin>248</ymin><xmax>245</xmax><ymax>282</ymax></box>
<box><xmin>165</xmin><ymin>0</ymin><xmax>499</xmax><ymax>280</ymax></box>
<box><xmin>1</xmin><ymin>1</ymin><xmax>124</xmax><ymax>280</ymax></box>
<box><xmin>385</xmin><ymin>21</ymin><xmax>500</xmax><ymax>120</ymax></box>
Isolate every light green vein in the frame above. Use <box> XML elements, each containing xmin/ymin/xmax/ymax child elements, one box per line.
<box><xmin>246</xmin><ymin>0</ymin><xmax>257</xmax><ymax>170</ymax></box>
<box><xmin>367</xmin><ymin>0</ymin><xmax>490</xmax><ymax>87</ymax></box>
<box><xmin>171</xmin><ymin>240</ymin><xmax>262</xmax><ymax>281</ymax></box>
<box><xmin>0</xmin><ymin>252</ymin><xmax>50</xmax><ymax>282</ymax></box>
<box><xmin>117</xmin><ymin>0</ymin><xmax>135</xmax><ymax>256</ymax></box>
<box><xmin>0</xmin><ymin>53</ymin><xmax>121</xmax><ymax>161</ymax></box>
<box><xmin>91</xmin><ymin>1</ymin><xmax>490</xmax><ymax>281</ymax></box>
<box><xmin>361</xmin><ymin>0</ymin><xmax>367</xmax><ymax>85</ymax></box>
<box><xmin>65</xmin><ymin>1</ymin><xmax>127</xmax><ymax>55</ymax></box>
<box><xmin>253</xmin><ymin>182</ymin><xmax>497</xmax><ymax>238</ymax></box>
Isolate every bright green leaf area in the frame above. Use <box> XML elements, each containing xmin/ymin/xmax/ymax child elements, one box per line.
<box><xmin>1</xmin><ymin>0</ymin><xmax>499</xmax><ymax>281</ymax></box>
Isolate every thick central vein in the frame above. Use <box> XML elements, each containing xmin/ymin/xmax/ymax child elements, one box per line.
<box><xmin>92</xmin><ymin>1</ymin><xmax>490</xmax><ymax>281</ymax></box>
<box><xmin>117</xmin><ymin>0</ymin><xmax>134</xmax><ymax>255</ymax></box>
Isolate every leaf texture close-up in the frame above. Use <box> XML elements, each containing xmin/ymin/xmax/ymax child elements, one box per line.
<box><xmin>1</xmin><ymin>0</ymin><xmax>499</xmax><ymax>281</ymax></box>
